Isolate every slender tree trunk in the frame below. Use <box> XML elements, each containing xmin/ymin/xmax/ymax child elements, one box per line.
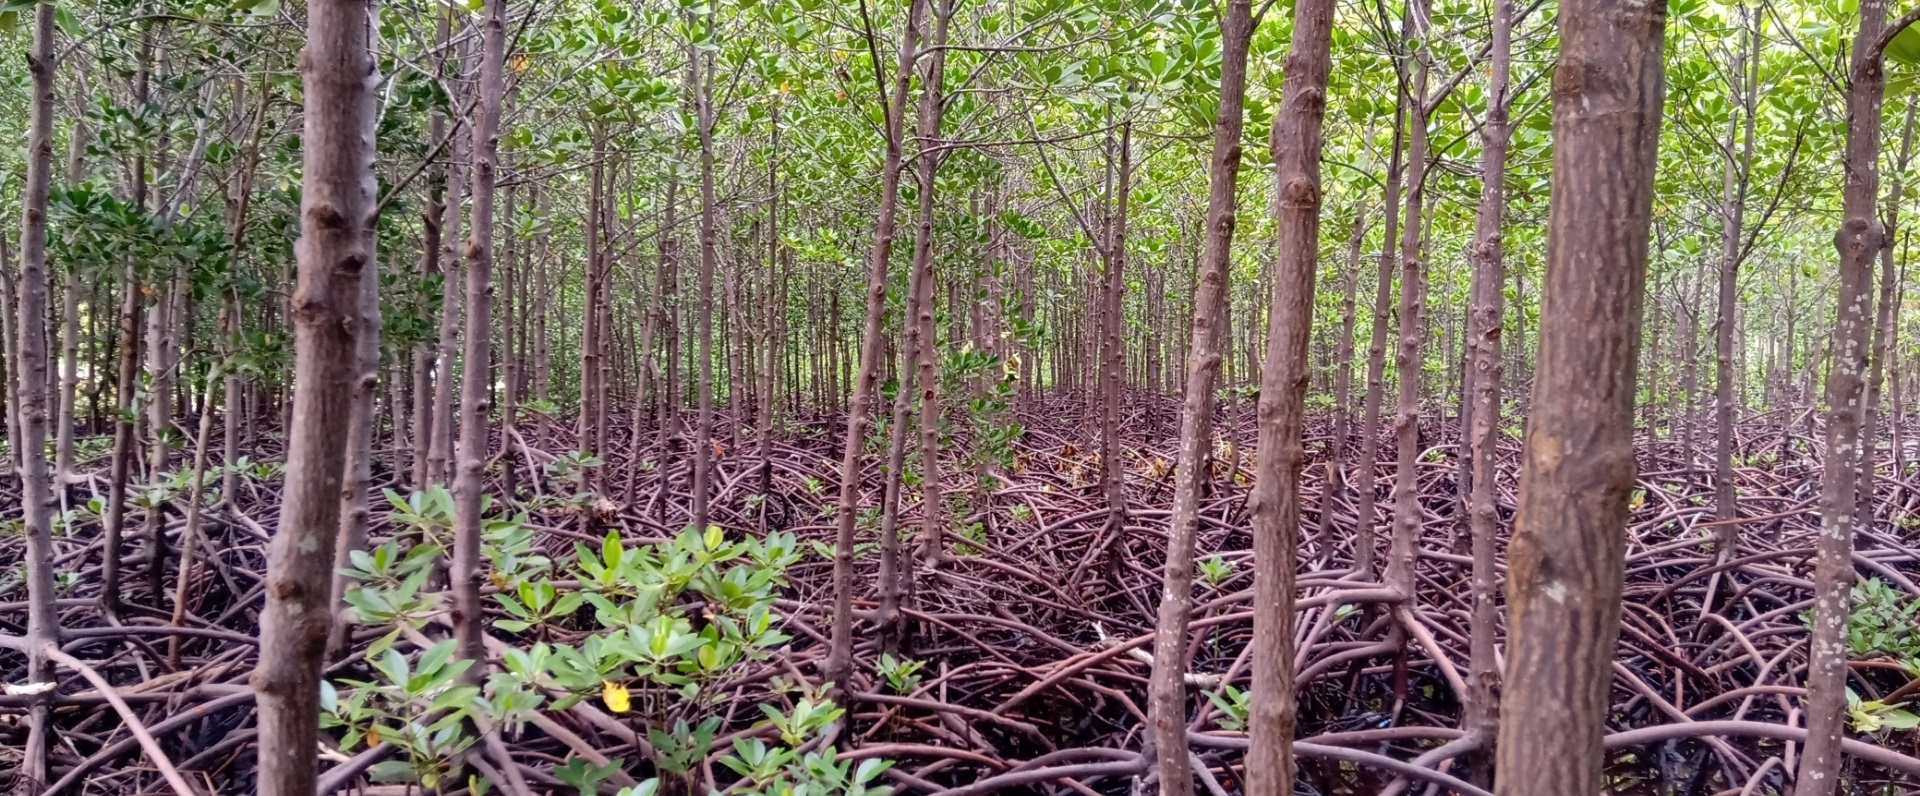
<box><xmin>1314</xmin><ymin>212</ymin><xmax>1366</xmax><ymax>562</ymax></box>
<box><xmin>431</xmin><ymin>69</ymin><xmax>469</xmax><ymax>488</ymax></box>
<box><xmin>101</xmin><ymin>268</ymin><xmax>143</xmax><ymax>617</ymax></box>
<box><xmin>54</xmin><ymin>64</ymin><xmax>90</xmax><ymax>488</ymax></box>
<box><xmin>412</xmin><ymin>7</ymin><xmax>451</xmax><ymax>490</ymax></box>
<box><xmin>1494</xmin><ymin>0</ymin><xmax>1666</xmax><ymax>790</ymax></box>
<box><xmin>757</xmin><ymin>104</ymin><xmax>782</xmax><ymax>513</ymax></box>
<box><xmin>691</xmin><ymin>22</ymin><xmax>721</xmax><ymax>533</ymax></box>
<box><xmin>1387</xmin><ymin>0</ymin><xmax>1433</xmax><ymax>598</ymax></box>
<box><xmin>1714</xmin><ymin>12</ymin><xmax>1758</xmax><ymax>541</ymax></box>
<box><xmin>1146</xmin><ymin>3</ymin><xmax>1254</xmax><ymax>793</ymax></box>
<box><xmin>1798</xmin><ymin>4</ymin><xmax>1912</xmax><ymax>792</ymax></box>
<box><xmin>1097</xmin><ymin>121</ymin><xmax>1133</xmax><ymax>574</ymax></box>
<box><xmin>909</xmin><ymin>0</ymin><xmax>955</xmax><ymax>619</ymax></box>
<box><xmin>1353</xmin><ymin>96</ymin><xmax>1406</xmax><ymax>578</ymax></box>
<box><xmin>1465</xmin><ymin>0</ymin><xmax>1513</xmax><ymax>777</ymax></box>
<box><xmin>1859</xmin><ymin>103</ymin><xmax>1916</xmax><ymax>527</ymax></box>
<box><xmin>253</xmin><ymin>2</ymin><xmax>381</xmax><ymax>792</ymax></box>
<box><xmin>452</xmin><ymin>0</ymin><xmax>504</xmax><ymax>673</ymax></box>
<box><xmin>824</xmin><ymin>0</ymin><xmax>924</xmax><ymax>692</ymax></box>
<box><xmin>1244</xmin><ymin>0</ymin><xmax>1336</xmax><ymax>789</ymax></box>
<box><xmin>15</xmin><ymin>5</ymin><xmax>61</xmax><ymax>785</ymax></box>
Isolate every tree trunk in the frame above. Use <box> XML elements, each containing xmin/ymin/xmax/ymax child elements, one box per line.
<box><xmin>1493</xmin><ymin>0</ymin><xmax>1666</xmax><ymax>790</ymax></box>
<box><xmin>1314</xmin><ymin>212</ymin><xmax>1366</xmax><ymax>563</ymax></box>
<box><xmin>54</xmin><ymin>63</ymin><xmax>90</xmax><ymax>488</ymax></box>
<box><xmin>1387</xmin><ymin>0</ymin><xmax>1433</xmax><ymax>599</ymax></box>
<box><xmin>824</xmin><ymin>0</ymin><xmax>924</xmax><ymax>692</ymax></box>
<box><xmin>15</xmin><ymin>4</ymin><xmax>60</xmax><ymax>785</ymax></box>
<box><xmin>431</xmin><ymin>64</ymin><xmax>469</xmax><ymax>488</ymax></box>
<box><xmin>1352</xmin><ymin>95</ymin><xmax>1407</xmax><ymax>579</ymax></box>
<box><xmin>1465</xmin><ymin>0</ymin><xmax>1513</xmax><ymax>777</ymax></box>
<box><xmin>1097</xmin><ymin>122</ymin><xmax>1132</xmax><ymax>575</ymax></box>
<box><xmin>252</xmin><ymin>2</ymin><xmax>380</xmax><ymax>792</ymax></box>
<box><xmin>1145</xmin><ymin>2</ymin><xmax>1253</xmax><ymax>793</ymax></box>
<box><xmin>1244</xmin><ymin>0</ymin><xmax>1336</xmax><ymax>789</ymax></box>
<box><xmin>452</xmin><ymin>0</ymin><xmax>504</xmax><ymax>673</ymax></box>
<box><xmin>1859</xmin><ymin>103</ymin><xmax>1916</xmax><ymax>527</ymax></box>
<box><xmin>691</xmin><ymin>22</ymin><xmax>721</xmax><ymax>533</ymax></box>
<box><xmin>1714</xmin><ymin>11</ymin><xmax>1758</xmax><ymax>541</ymax></box>
<box><xmin>909</xmin><ymin>0</ymin><xmax>955</xmax><ymax>620</ymax></box>
<box><xmin>1797</xmin><ymin>3</ymin><xmax>1914</xmax><ymax>792</ymax></box>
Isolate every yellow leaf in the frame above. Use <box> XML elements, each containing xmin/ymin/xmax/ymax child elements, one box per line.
<box><xmin>366</xmin><ymin>727</ymin><xmax>382</xmax><ymax>746</ymax></box>
<box><xmin>602</xmin><ymin>680</ymin><xmax>630</xmax><ymax>713</ymax></box>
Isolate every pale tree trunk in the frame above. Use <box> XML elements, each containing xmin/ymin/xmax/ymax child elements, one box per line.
<box><xmin>452</xmin><ymin>0</ymin><xmax>504</xmax><ymax>672</ymax></box>
<box><xmin>1243</xmin><ymin>0</ymin><xmax>1336</xmax><ymax>788</ymax></box>
<box><xmin>431</xmin><ymin>62</ymin><xmax>469</xmax><ymax>488</ymax></box>
<box><xmin>101</xmin><ymin>266</ymin><xmax>143</xmax><ymax>617</ymax></box>
<box><xmin>1353</xmin><ymin>96</ymin><xmax>1406</xmax><ymax>578</ymax></box>
<box><xmin>1144</xmin><ymin>2</ymin><xmax>1253</xmax><ymax>792</ymax></box>
<box><xmin>1798</xmin><ymin>3</ymin><xmax>1919</xmax><ymax>792</ymax></box>
<box><xmin>825</xmin><ymin>0</ymin><xmax>923</xmax><ymax>693</ymax></box>
<box><xmin>328</xmin><ymin>117</ymin><xmax>388</xmax><ymax>661</ymax></box>
<box><xmin>1493</xmin><ymin>0</ymin><xmax>1666</xmax><ymax>789</ymax></box>
<box><xmin>102</xmin><ymin>41</ymin><xmax>155</xmax><ymax>618</ymax></box>
<box><xmin>1096</xmin><ymin>122</ymin><xmax>1132</xmax><ymax>574</ymax></box>
<box><xmin>252</xmin><ymin>0</ymin><xmax>381</xmax><ymax>792</ymax></box>
<box><xmin>691</xmin><ymin>20</ymin><xmax>721</xmax><ymax>533</ymax></box>
<box><xmin>1313</xmin><ymin>211</ymin><xmax>1366</xmax><ymax>563</ymax></box>
<box><xmin>502</xmin><ymin>184</ymin><xmax>521</xmax><ymax>500</ymax></box>
<box><xmin>1713</xmin><ymin>11</ymin><xmax>1758</xmax><ymax>543</ymax></box>
<box><xmin>911</xmin><ymin>0</ymin><xmax>956</xmax><ymax>611</ymax></box>
<box><xmin>221</xmin><ymin>86</ymin><xmax>267</xmax><ymax>508</ymax></box>
<box><xmin>876</xmin><ymin>0</ymin><xmax>950</xmax><ymax>648</ymax></box>
<box><xmin>1859</xmin><ymin>103</ymin><xmax>1916</xmax><ymax>527</ymax></box>
<box><xmin>15</xmin><ymin>4</ymin><xmax>60</xmax><ymax>786</ymax></box>
<box><xmin>756</xmin><ymin>103</ymin><xmax>781</xmax><ymax>514</ymax></box>
<box><xmin>1464</xmin><ymin>0</ymin><xmax>1513</xmax><ymax>777</ymax></box>
<box><xmin>653</xmin><ymin>171</ymin><xmax>683</xmax><ymax>523</ymax></box>
<box><xmin>54</xmin><ymin>63</ymin><xmax>90</xmax><ymax>488</ymax></box>
<box><xmin>1387</xmin><ymin>0</ymin><xmax>1433</xmax><ymax>598</ymax></box>
<box><xmin>580</xmin><ymin>133</ymin><xmax>606</xmax><ymax>493</ymax></box>
<box><xmin>412</xmin><ymin>6</ymin><xmax>451</xmax><ymax>490</ymax></box>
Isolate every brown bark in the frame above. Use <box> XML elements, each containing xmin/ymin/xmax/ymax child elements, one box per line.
<box><xmin>1465</xmin><ymin>0</ymin><xmax>1513</xmax><ymax>774</ymax></box>
<box><xmin>15</xmin><ymin>4</ymin><xmax>60</xmax><ymax>785</ymax></box>
<box><xmin>1244</xmin><ymin>0</ymin><xmax>1337</xmax><ymax>789</ymax></box>
<box><xmin>451</xmin><ymin>0</ymin><xmax>504</xmax><ymax>675</ymax></box>
<box><xmin>54</xmin><ymin>63</ymin><xmax>89</xmax><ymax>488</ymax></box>
<box><xmin>1713</xmin><ymin>12</ymin><xmax>1759</xmax><ymax>540</ymax></box>
<box><xmin>691</xmin><ymin>19</ymin><xmax>721</xmax><ymax>533</ymax></box>
<box><xmin>412</xmin><ymin>6</ymin><xmax>452</xmax><ymax>490</ymax></box>
<box><xmin>910</xmin><ymin>0</ymin><xmax>955</xmax><ymax>614</ymax></box>
<box><xmin>252</xmin><ymin>0</ymin><xmax>381</xmax><ymax>792</ymax></box>
<box><xmin>1493</xmin><ymin>0</ymin><xmax>1666</xmax><ymax>789</ymax></box>
<box><xmin>1797</xmin><ymin>3</ymin><xmax>1920</xmax><ymax>792</ymax></box>
<box><xmin>1859</xmin><ymin>103</ymin><xmax>1917</xmax><ymax>527</ymax></box>
<box><xmin>1352</xmin><ymin>96</ymin><xmax>1407</xmax><ymax>579</ymax></box>
<box><xmin>1387</xmin><ymin>0</ymin><xmax>1433</xmax><ymax>598</ymax></box>
<box><xmin>1096</xmin><ymin>120</ymin><xmax>1133</xmax><ymax>569</ymax></box>
<box><xmin>1314</xmin><ymin>211</ymin><xmax>1366</xmax><ymax>563</ymax></box>
<box><xmin>825</xmin><ymin>0</ymin><xmax>924</xmax><ymax>692</ymax></box>
<box><xmin>431</xmin><ymin>45</ymin><xmax>469</xmax><ymax>488</ymax></box>
<box><xmin>1145</xmin><ymin>2</ymin><xmax>1254</xmax><ymax>793</ymax></box>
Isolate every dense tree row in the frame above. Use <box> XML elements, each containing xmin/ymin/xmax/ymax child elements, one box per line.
<box><xmin>5</xmin><ymin>0</ymin><xmax>1920</xmax><ymax>793</ymax></box>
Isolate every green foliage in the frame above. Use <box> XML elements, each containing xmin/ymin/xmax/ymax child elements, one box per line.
<box><xmin>1205</xmin><ymin>684</ymin><xmax>1249</xmax><ymax>731</ymax></box>
<box><xmin>1848</xmin><ymin>688</ymin><xmax>1920</xmax><ymax>734</ymax></box>
<box><xmin>876</xmin><ymin>653</ymin><xmax>926</xmax><ymax>695</ymax></box>
<box><xmin>1197</xmin><ymin>554</ymin><xmax>1236</xmax><ymax>588</ymax></box>
<box><xmin>1847</xmin><ymin>577</ymin><xmax>1920</xmax><ymax>666</ymax></box>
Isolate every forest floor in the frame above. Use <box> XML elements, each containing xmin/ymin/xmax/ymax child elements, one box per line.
<box><xmin>4</xmin><ymin>392</ymin><xmax>1920</xmax><ymax>795</ymax></box>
